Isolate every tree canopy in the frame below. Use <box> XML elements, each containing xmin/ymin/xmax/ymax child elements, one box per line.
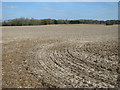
<box><xmin>2</xmin><ymin>17</ymin><xmax>120</xmax><ymax>26</ymax></box>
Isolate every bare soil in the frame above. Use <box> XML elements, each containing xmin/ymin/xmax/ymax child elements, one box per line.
<box><xmin>2</xmin><ymin>24</ymin><xmax>119</xmax><ymax>88</ymax></box>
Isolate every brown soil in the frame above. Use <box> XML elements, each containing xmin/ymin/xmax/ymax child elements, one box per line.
<box><xmin>2</xmin><ymin>25</ymin><xmax>119</xmax><ymax>88</ymax></box>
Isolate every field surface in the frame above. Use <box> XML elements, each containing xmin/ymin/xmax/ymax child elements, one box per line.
<box><xmin>2</xmin><ymin>24</ymin><xmax>119</xmax><ymax>88</ymax></box>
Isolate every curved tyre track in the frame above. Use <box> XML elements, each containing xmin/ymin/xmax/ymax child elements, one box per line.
<box><xmin>23</xmin><ymin>40</ymin><xmax>118</xmax><ymax>88</ymax></box>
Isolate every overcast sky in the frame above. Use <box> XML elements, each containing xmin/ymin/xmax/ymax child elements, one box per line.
<box><xmin>2</xmin><ymin>2</ymin><xmax>118</xmax><ymax>21</ymax></box>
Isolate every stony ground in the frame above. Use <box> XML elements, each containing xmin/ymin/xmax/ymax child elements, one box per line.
<box><xmin>2</xmin><ymin>24</ymin><xmax>119</xmax><ymax>88</ymax></box>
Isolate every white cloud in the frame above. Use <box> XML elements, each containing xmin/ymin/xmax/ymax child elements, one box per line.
<box><xmin>96</xmin><ymin>8</ymin><xmax>108</xmax><ymax>12</ymax></box>
<box><xmin>3</xmin><ymin>5</ymin><xmax>18</xmax><ymax>8</ymax></box>
<box><xmin>44</xmin><ymin>8</ymin><xmax>64</xmax><ymax>12</ymax></box>
<box><xmin>44</xmin><ymin>8</ymin><xmax>55</xmax><ymax>11</ymax></box>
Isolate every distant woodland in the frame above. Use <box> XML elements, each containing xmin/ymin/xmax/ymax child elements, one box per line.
<box><xmin>2</xmin><ymin>17</ymin><xmax>120</xmax><ymax>26</ymax></box>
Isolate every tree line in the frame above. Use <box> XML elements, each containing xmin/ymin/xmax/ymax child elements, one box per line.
<box><xmin>2</xmin><ymin>17</ymin><xmax>120</xmax><ymax>26</ymax></box>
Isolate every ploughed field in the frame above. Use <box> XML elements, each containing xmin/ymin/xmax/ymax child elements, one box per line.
<box><xmin>2</xmin><ymin>24</ymin><xmax>119</xmax><ymax>88</ymax></box>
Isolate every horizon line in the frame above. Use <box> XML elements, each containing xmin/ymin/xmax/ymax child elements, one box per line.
<box><xmin>2</xmin><ymin>17</ymin><xmax>119</xmax><ymax>22</ymax></box>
